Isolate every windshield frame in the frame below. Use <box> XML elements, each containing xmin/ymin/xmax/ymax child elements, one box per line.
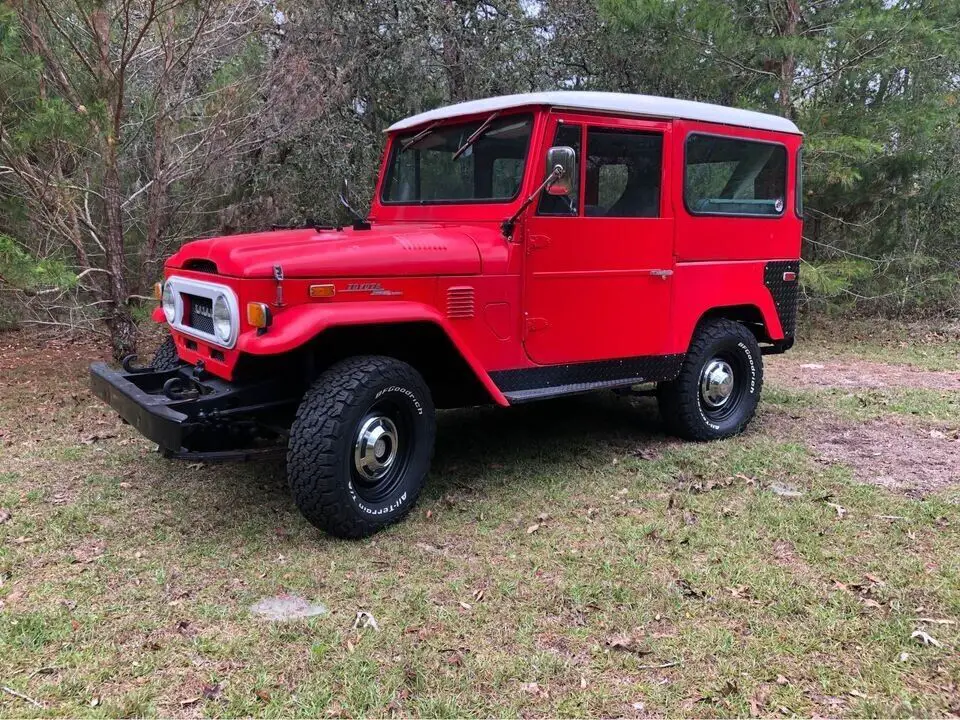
<box><xmin>380</xmin><ymin>111</ymin><xmax>535</xmax><ymax>207</ymax></box>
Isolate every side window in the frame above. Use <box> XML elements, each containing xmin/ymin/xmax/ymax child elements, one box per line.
<box><xmin>685</xmin><ymin>134</ymin><xmax>787</xmax><ymax>217</ymax></box>
<box><xmin>585</xmin><ymin>129</ymin><xmax>662</xmax><ymax>218</ymax></box>
<box><xmin>538</xmin><ymin>123</ymin><xmax>581</xmax><ymax>216</ymax></box>
<box><xmin>795</xmin><ymin>147</ymin><xmax>804</xmax><ymax>218</ymax></box>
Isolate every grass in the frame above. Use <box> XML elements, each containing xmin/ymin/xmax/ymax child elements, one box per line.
<box><xmin>1</xmin><ymin>331</ymin><xmax>959</xmax><ymax>718</ymax></box>
<box><xmin>794</xmin><ymin>317</ymin><xmax>960</xmax><ymax>371</ymax></box>
<box><xmin>767</xmin><ymin>385</ymin><xmax>960</xmax><ymax>425</ymax></box>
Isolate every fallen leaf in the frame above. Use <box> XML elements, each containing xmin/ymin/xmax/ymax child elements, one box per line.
<box><xmin>0</xmin><ymin>508</ymin><xmax>11</xmax><ymax>524</ymax></box>
<box><xmin>202</xmin><ymin>683</ymin><xmax>222</xmax><ymax>700</ymax></box>
<box><xmin>89</xmin><ymin>697</ymin><xmax>100</xmax><ymax>707</ymax></box>
<box><xmin>580</xmin><ymin>675</ymin><xmax>588</xmax><ymax>689</ymax></box>
<box><xmin>12</xmin><ymin>536</ymin><xmax>34</xmax><ymax>545</ymax></box>
<box><xmin>826</xmin><ymin>502</ymin><xmax>847</xmax><ymax>518</ymax></box>
<box><xmin>459</xmin><ymin>601</ymin><xmax>471</xmax><ymax>611</ymax></box>
<box><xmin>353</xmin><ymin>611</ymin><xmax>380</xmax><ymax>631</ymax></box>
<box><xmin>180</xmin><ymin>697</ymin><xmax>201</xmax><ymax>706</ymax></box>
<box><xmin>677</xmin><ymin>579</ymin><xmax>705</xmax><ymax>599</ymax></box>
<box><xmin>770</xmin><ymin>483</ymin><xmax>804</xmax><ymax>498</ymax></box>
<box><xmin>526</xmin><ymin>524</ymin><xmax>540</xmax><ymax>535</ymax></box>
<box><xmin>606</xmin><ymin>634</ymin><xmax>651</xmax><ymax>655</ymax></box>
<box><xmin>521</xmin><ymin>682</ymin><xmax>549</xmax><ymax>699</ymax></box>
<box><xmin>911</xmin><ymin>629</ymin><xmax>942</xmax><ymax>647</ymax></box>
<box><xmin>446</xmin><ymin>652</ymin><xmax>464</xmax><ymax>667</ymax></box>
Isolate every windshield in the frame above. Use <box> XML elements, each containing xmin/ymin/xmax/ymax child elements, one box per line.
<box><xmin>381</xmin><ymin>114</ymin><xmax>533</xmax><ymax>204</ymax></box>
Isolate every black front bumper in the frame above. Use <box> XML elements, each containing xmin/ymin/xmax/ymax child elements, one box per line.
<box><xmin>90</xmin><ymin>362</ymin><xmax>299</xmax><ymax>456</ymax></box>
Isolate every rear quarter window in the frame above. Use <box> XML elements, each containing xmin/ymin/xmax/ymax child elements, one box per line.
<box><xmin>684</xmin><ymin>134</ymin><xmax>787</xmax><ymax>217</ymax></box>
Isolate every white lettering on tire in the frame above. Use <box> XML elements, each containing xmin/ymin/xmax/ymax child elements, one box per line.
<box><xmin>375</xmin><ymin>385</ymin><xmax>423</xmax><ymax>415</ymax></box>
<box><xmin>348</xmin><ymin>481</ymin><xmax>410</xmax><ymax>516</ymax></box>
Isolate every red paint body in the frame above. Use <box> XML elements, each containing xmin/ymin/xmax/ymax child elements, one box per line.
<box><xmin>162</xmin><ymin>104</ymin><xmax>802</xmax><ymax>405</ymax></box>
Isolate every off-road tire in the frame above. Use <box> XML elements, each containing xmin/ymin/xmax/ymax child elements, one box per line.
<box><xmin>657</xmin><ymin>319</ymin><xmax>763</xmax><ymax>441</ymax></box>
<box><xmin>151</xmin><ymin>335</ymin><xmax>181</xmax><ymax>371</ymax></box>
<box><xmin>287</xmin><ymin>356</ymin><xmax>436</xmax><ymax>539</ymax></box>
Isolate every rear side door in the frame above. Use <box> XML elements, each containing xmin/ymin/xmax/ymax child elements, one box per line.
<box><xmin>522</xmin><ymin>112</ymin><xmax>675</xmax><ymax>365</ymax></box>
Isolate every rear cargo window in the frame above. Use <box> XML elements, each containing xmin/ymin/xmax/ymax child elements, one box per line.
<box><xmin>684</xmin><ymin>134</ymin><xmax>787</xmax><ymax>217</ymax></box>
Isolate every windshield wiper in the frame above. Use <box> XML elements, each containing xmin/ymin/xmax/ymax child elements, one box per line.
<box><xmin>401</xmin><ymin>122</ymin><xmax>439</xmax><ymax>152</ymax></box>
<box><xmin>452</xmin><ymin>111</ymin><xmax>500</xmax><ymax>160</ymax></box>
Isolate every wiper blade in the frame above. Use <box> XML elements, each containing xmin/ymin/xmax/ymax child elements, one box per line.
<box><xmin>452</xmin><ymin>111</ymin><xmax>500</xmax><ymax>160</ymax></box>
<box><xmin>401</xmin><ymin>122</ymin><xmax>439</xmax><ymax>152</ymax></box>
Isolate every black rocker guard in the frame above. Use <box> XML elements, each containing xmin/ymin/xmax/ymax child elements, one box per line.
<box><xmin>89</xmin><ymin>361</ymin><xmax>300</xmax><ymax>460</ymax></box>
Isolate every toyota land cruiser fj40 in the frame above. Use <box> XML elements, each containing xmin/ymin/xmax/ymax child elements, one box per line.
<box><xmin>91</xmin><ymin>91</ymin><xmax>803</xmax><ymax>538</ymax></box>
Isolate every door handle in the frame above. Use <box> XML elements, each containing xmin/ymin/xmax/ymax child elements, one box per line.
<box><xmin>648</xmin><ymin>269</ymin><xmax>674</xmax><ymax>278</ymax></box>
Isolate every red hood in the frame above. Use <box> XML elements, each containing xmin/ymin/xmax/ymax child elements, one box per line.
<box><xmin>166</xmin><ymin>223</ymin><xmax>490</xmax><ymax>278</ymax></box>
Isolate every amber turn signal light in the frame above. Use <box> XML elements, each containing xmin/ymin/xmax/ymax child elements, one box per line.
<box><xmin>153</xmin><ymin>282</ymin><xmax>163</xmax><ymax>301</ymax></box>
<box><xmin>246</xmin><ymin>302</ymin><xmax>273</xmax><ymax>329</ymax></box>
<box><xmin>309</xmin><ymin>284</ymin><xmax>336</xmax><ymax>299</ymax></box>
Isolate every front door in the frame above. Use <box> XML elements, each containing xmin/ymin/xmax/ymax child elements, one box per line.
<box><xmin>522</xmin><ymin>113</ymin><xmax>675</xmax><ymax>365</ymax></box>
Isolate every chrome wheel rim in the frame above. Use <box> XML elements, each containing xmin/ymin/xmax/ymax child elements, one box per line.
<box><xmin>700</xmin><ymin>359</ymin><xmax>735</xmax><ymax>409</ymax></box>
<box><xmin>353</xmin><ymin>415</ymin><xmax>399</xmax><ymax>482</ymax></box>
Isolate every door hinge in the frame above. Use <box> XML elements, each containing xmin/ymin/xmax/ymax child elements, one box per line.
<box><xmin>525</xmin><ymin>317</ymin><xmax>549</xmax><ymax>333</ymax></box>
<box><xmin>527</xmin><ymin>235</ymin><xmax>551</xmax><ymax>252</ymax></box>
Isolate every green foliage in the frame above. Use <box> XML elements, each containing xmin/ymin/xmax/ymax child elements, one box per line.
<box><xmin>800</xmin><ymin>260</ymin><xmax>875</xmax><ymax>298</ymax></box>
<box><xmin>0</xmin><ymin>235</ymin><xmax>76</xmax><ymax>291</ymax></box>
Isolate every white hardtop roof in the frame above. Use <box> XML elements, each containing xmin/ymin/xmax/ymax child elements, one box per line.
<box><xmin>387</xmin><ymin>91</ymin><xmax>801</xmax><ymax>135</ymax></box>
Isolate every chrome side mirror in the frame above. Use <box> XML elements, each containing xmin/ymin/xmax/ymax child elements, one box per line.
<box><xmin>545</xmin><ymin>146</ymin><xmax>577</xmax><ymax>196</ymax></box>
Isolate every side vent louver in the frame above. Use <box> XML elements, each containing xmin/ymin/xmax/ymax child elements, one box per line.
<box><xmin>446</xmin><ymin>286</ymin><xmax>475</xmax><ymax>319</ymax></box>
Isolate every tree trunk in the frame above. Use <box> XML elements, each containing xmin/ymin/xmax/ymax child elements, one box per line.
<box><xmin>778</xmin><ymin>0</ymin><xmax>801</xmax><ymax>118</ymax></box>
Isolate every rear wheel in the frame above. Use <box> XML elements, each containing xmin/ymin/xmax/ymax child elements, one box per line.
<box><xmin>657</xmin><ymin>319</ymin><xmax>763</xmax><ymax>441</ymax></box>
<box><xmin>286</xmin><ymin>356</ymin><xmax>436</xmax><ymax>538</ymax></box>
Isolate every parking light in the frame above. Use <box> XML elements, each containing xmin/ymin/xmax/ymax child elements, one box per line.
<box><xmin>247</xmin><ymin>302</ymin><xmax>273</xmax><ymax>331</ymax></box>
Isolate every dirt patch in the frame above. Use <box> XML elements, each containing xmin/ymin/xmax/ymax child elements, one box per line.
<box><xmin>764</xmin><ymin>410</ymin><xmax>960</xmax><ymax>497</ymax></box>
<box><xmin>766</xmin><ymin>356</ymin><xmax>960</xmax><ymax>391</ymax></box>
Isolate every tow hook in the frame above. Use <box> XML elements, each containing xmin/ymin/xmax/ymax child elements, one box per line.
<box><xmin>120</xmin><ymin>354</ymin><xmax>156</xmax><ymax>374</ymax></box>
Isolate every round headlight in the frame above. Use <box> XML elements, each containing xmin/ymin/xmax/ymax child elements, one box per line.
<box><xmin>213</xmin><ymin>294</ymin><xmax>232</xmax><ymax>342</ymax></box>
<box><xmin>161</xmin><ymin>282</ymin><xmax>176</xmax><ymax>323</ymax></box>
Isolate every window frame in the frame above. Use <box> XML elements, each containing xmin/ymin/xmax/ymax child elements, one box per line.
<box><xmin>537</xmin><ymin>120</ymin><xmax>584</xmax><ymax>217</ymax></box>
<box><xmin>583</xmin><ymin>126</ymin><xmax>664</xmax><ymax>219</ymax></box>
<box><xmin>795</xmin><ymin>146</ymin><xmax>804</xmax><ymax>219</ymax></box>
<box><xmin>379</xmin><ymin>112</ymin><xmax>535</xmax><ymax>206</ymax></box>
<box><xmin>682</xmin><ymin>132</ymin><xmax>789</xmax><ymax>220</ymax></box>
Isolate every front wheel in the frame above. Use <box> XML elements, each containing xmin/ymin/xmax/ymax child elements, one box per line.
<box><xmin>151</xmin><ymin>335</ymin><xmax>182</xmax><ymax>371</ymax></box>
<box><xmin>286</xmin><ymin>356</ymin><xmax>436</xmax><ymax>539</ymax></box>
<box><xmin>657</xmin><ymin>319</ymin><xmax>764</xmax><ymax>441</ymax></box>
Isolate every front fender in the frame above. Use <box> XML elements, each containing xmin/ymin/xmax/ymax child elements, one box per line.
<box><xmin>236</xmin><ymin>301</ymin><xmax>509</xmax><ymax>406</ymax></box>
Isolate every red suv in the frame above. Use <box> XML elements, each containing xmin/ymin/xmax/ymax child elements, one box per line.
<box><xmin>91</xmin><ymin>91</ymin><xmax>803</xmax><ymax>538</ymax></box>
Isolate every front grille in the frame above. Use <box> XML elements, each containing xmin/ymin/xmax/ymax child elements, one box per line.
<box><xmin>186</xmin><ymin>295</ymin><xmax>214</xmax><ymax>335</ymax></box>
